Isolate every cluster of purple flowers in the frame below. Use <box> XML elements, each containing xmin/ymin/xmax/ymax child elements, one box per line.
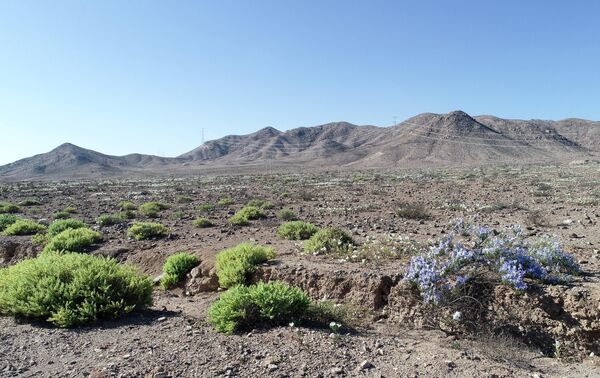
<box><xmin>404</xmin><ymin>220</ymin><xmax>581</xmax><ymax>304</ymax></box>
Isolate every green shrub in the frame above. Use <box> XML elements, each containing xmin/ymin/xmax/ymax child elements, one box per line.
<box><xmin>47</xmin><ymin>219</ymin><xmax>87</xmax><ymax>237</ymax></box>
<box><xmin>198</xmin><ymin>203</ymin><xmax>214</xmax><ymax>212</ymax></box>
<box><xmin>247</xmin><ymin>199</ymin><xmax>274</xmax><ymax>209</ymax></box>
<box><xmin>192</xmin><ymin>217</ymin><xmax>213</xmax><ymax>228</ymax></box>
<box><xmin>3</xmin><ymin>219</ymin><xmax>46</xmax><ymax>236</ymax></box>
<box><xmin>118</xmin><ymin>210</ymin><xmax>136</xmax><ymax>219</ymax></box>
<box><xmin>0</xmin><ymin>214</ymin><xmax>19</xmax><ymax>231</ymax></box>
<box><xmin>277</xmin><ymin>221</ymin><xmax>319</xmax><ymax>240</ymax></box>
<box><xmin>96</xmin><ymin>213</ymin><xmax>125</xmax><ymax>226</ymax></box>
<box><xmin>139</xmin><ymin>202</ymin><xmax>170</xmax><ymax>217</ymax></box>
<box><xmin>215</xmin><ymin>243</ymin><xmax>276</xmax><ymax>288</ymax></box>
<box><xmin>276</xmin><ymin>208</ymin><xmax>297</xmax><ymax>221</ymax></box>
<box><xmin>0</xmin><ymin>251</ymin><xmax>152</xmax><ymax>327</ymax></box>
<box><xmin>63</xmin><ymin>207</ymin><xmax>77</xmax><ymax>214</ymax></box>
<box><xmin>18</xmin><ymin>199</ymin><xmax>42</xmax><ymax>207</ymax></box>
<box><xmin>53</xmin><ymin>211</ymin><xmax>71</xmax><ymax>220</ymax></box>
<box><xmin>127</xmin><ymin>222</ymin><xmax>169</xmax><ymax>240</ymax></box>
<box><xmin>173</xmin><ymin>210</ymin><xmax>185</xmax><ymax>219</ymax></box>
<box><xmin>208</xmin><ymin>281</ymin><xmax>310</xmax><ymax>334</ymax></box>
<box><xmin>43</xmin><ymin>228</ymin><xmax>102</xmax><ymax>253</ymax></box>
<box><xmin>230</xmin><ymin>206</ymin><xmax>264</xmax><ymax>226</ymax></box>
<box><xmin>176</xmin><ymin>195</ymin><xmax>193</xmax><ymax>203</ymax></box>
<box><xmin>304</xmin><ymin>228</ymin><xmax>354</xmax><ymax>255</ymax></box>
<box><xmin>160</xmin><ymin>252</ymin><xmax>199</xmax><ymax>289</ymax></box>
<box><xmin>0</xmin><ymin>202</ymin><xmax>20</xmax><ymax>214</ymax></box>
<box><xmin>119</xmin><ymin>201</ymin><xmax>137</xmax><ymax>211</ymax></box>
<box><xmin>218</xmin><ymin>197</ymin><xmax>234</xmax><ymax>206</ymax></box>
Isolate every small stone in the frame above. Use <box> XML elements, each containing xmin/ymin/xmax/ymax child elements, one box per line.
<box><xmin>157</xmin><ymin>316</ymin><xmax>167</xmax><ymax>322</ymax></box>
<box><xmin>329</xmin><ymin>367</ymin><xmax>344</xmax><ymax>375</ymax></box>
<box><xmin>359</xmin><ymin>360</ymin><xmax>374</xmax><ymax>370</ymax></box>
<box><xmin>267</xmin><ymin>364</ymin><xmax>278</xmax><ymax>372</ymax></box>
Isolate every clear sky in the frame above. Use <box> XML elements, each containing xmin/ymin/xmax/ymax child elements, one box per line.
<box><xmin>1</xmin><ymin>1</ymin><xmax>599</xmax><ymax>164</ymax></box>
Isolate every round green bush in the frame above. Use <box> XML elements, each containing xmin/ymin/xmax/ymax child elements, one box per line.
<box><xmin>208</xmin><ymin>281</ymin><xmax>310</xmax><ymax>334</ymax></box>
<box><xmin>192</xmin><ymin>217</ymin><xmax>213</xmax><ymax>228</ymax></box>
<box><xmin>304</xmin><ymin>228</ymin><xmax>354</xmax><ymax>255</ymax></box>
<box><xmin>43</xmin><ymin>228</ymin><xmax>102</xmax><ymax>253</ymax></box>
<box><xmin>216</xmin><ymin>243</ymin><xmax>276</xmax><ymax>288</ymax></box>
<box><xmin>0</xmin><ymin>202</ymin><xmax>20</xmax><ymax>214</ymax></box>
<box><xmin>160</xmin><ymin>252</ymin><xmax>199</xmax><ymax>289</ymax></box>
<box><xmin>277</xmin><ymin>221</ymin><xmax>319</xmax><ymax>240</ymax></box>
<box><xmin>3</xmin><ymin>219</ymin><xmax>46</xmax><ymax>236</ymax></box>
<box><xmin>127</xmin><ymin>222</ymin><xmax>169</xmax><ymax>240</ymax></box>
<box><xmin>47</xmin><ymin>219</ymin><xmax>87</xmax><ymax>237</ymax></box>
<box><xmin>230</xmin><ymin>206</ymin><xmax>264</xmax><ymax>226</ymax></box>
<box><xmin>139</xmin><ymin>202</ymin><xmax>169</xmax><ymax>217</ymax></box>
<box><xmin>0</xmin><ymin>251</ymin><xmax>153</xmax><ymax>327</ymax></box>
<box><xmin>0</xmin><ymin>214</ymin><xmax>20</xmax><ymax>231</ymax></box>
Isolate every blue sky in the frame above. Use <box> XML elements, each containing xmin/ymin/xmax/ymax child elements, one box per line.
<box><xmin>0</xmin><ymin>1</ymin><xmax>599</xmax><ymax>164</ymax></box>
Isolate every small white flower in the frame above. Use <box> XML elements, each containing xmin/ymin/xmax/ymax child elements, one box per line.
<box><xmin>452</xmin><ymin>311</ymin><xmax>462</xmax><ymax>322</ymax></box>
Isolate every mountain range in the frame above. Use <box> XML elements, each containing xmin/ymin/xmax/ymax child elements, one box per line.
<box><xmin>1</xmin><ymin>110</ymin><xmax>598</xmax><ymax>180</ymax></box>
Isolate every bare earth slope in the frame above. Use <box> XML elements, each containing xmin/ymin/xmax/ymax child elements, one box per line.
<box><xmin>1</xmin><ymin>111</ymin><xmax>598</xmax><ymax>180</ymax></box>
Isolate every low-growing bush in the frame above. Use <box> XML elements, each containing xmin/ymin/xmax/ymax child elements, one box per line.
<box><xmin>198</xmin><ymin>203</ymin><xmax>214</xmax><ymax>212</ymax></box>
<box><xmin>277</xmin><ymin>221</ymin><xmax>319</xmax><ymax>240</ymax></box>
<box><xmin>127</xmin><ymin>222</ymin><xmax>169</xmax><ymax>240</ymax></box>
<box><xmin>96</xmin><ymin>213</ymin><xmax>126</xmax><ymax>226</ymax></box>
<box><xmin>276</xmin><ymin>208</ymin><xmax>297</xmax><ymax>221</ymax></box>
<box><xmin>218</xmin><ymin>197</ymin><xmax>234</xmax><ymax>206</ymax></box>
<box><xmin>53</xmin><ymin>211</ymin><xmax>71</xmax><ymax>220</ymax></box>
<box><xmin>119</xmin><ymin>200</ymin><xmax>137</xmax><ymax>211</ymax></box>
<box><xmin>0</xmin><ymin>251</ymin><xmax>152</xmax><ymax>327</ymax></box>
<box><xmin>208</xmin><ymin>281</ymin><xmax>310</xmax><ymax>334</ymax></box>
<box><xmin>43</xmin><ymin>228</ymin><xmax>102</xmax><ymax>253</ymax></box>
<box><xmin>139</xmin><ymin>202</ymin><xmax>170</xmax><ymax>218</ymax></box>
<box><xmin>215</xmin><ymin>243</ymin><xmax>276</xmax><ymax>288</ymax></box>
<box><xmin>247</xmin><ymin>199</ymin><xmax>274</xmax><ymax>209</ymax></box>
<box><xmin>47</xmin><ymin>219</ymin><xmax>87</xmax><ymax>237</ymax></box>
<box><xmin>396</xmin><ymin>202</ymin><xmax>430</xmax><ymax>220</ymax></box>
<box><xmin>18</xmin><ymin>199</ymin><xmax>42</xmax><ymax>207</ymax></box>
<box><xmin>0</xmin><ymin>214</ymin><xmax>19</xmax><ymax>231</ymax></box>
<box><xmin>160</xmin><ymin>252</ymin><xmax>199</xmax><ymax>289</ymax></box>
<box><xmin>230</xmin><ymin>206</ymin><xmax>264</xmax><ymax>226</ymax></box>
<box><xmin>3</xmin><ymin>219</ymin><xmax>46</xmax><ymax>236</ymax></box>
<box><xmin>0</xmin><ymin>202</ymin><xmax>20</xmax><ymax>214</ymax></box>
<box><xmin>176</xmin><ymin>195</ymin><xmax>193</xmax><ymax>203</ymax></box>
<box><xmin>192</xmin><ymin>217</ymin><xmax>213</xmax><ymax>228</ymax></box>
<box><xmin>118</xmin><ymin>210</ymin><xmax>136</xmax><ymax>220</ymax></box>
<box><xmin>304</xmin><ymin>228</ymin><xmax>354</xmax><ymax>255</ymax></box>
<box><xmin>63</xmin><ymin>206</ymin><xmax>77</xmax><ymax>214</ymax></box>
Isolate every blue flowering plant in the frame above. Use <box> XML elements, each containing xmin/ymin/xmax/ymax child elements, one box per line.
<box><xmin>404</xmin><ymin>219</ymin><xmax>581</xmax><ymax>306</ymax></box>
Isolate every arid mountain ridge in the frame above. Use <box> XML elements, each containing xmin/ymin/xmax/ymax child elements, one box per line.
<box><xmin>2</xmin><ymin>110</ymin><xmax>599</xmax><ymax>180</ymax></box>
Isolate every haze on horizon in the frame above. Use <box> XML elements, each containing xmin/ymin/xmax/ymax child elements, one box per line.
<box><xmin>0</xmin><ymin>0</ymin><xmax>599</xmax><ymax>165</ymax></box>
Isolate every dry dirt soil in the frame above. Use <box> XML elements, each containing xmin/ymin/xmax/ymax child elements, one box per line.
<box><xmin>1</xmin><ymin>162</ymin><xmax>599</xmax><ymax>377</ymax></box>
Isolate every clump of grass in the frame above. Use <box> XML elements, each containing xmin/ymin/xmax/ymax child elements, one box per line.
<box><xmin>218</xmin><ymin>197</ymin><xmax>234</xmax><ymax>206</ymax></box>
<box><xmin>63</xmin><ymin>207</ymin><xmax>77</xmax><ymax>214</ymax></box>
<box><xmin>276</xmin><ymin>208</ymin><xmax>297</xmax><ymax>221</ymax></box>
<box><xmin>176</xmin><ymin>195</ymin><xmax>193</xmax><ymax>203</ymax></box>
<box><xmin>247</xmin><ymin>199</ymin><xmax>274</xmax><ymax>209</ymax></box>
<box><xmin>127</xmin><ymin>222</ymin><xmax>169</xmax><ymax>240</ymax></box>
<box><xmin>139</xmin><ymin>202</ymin><xmax>170</xmax><ymax>218</ymax></box>
<box><xmin>52</xmin><ymin>211</ymin><xmax>71</xmax><ymax>220</ymax></box>
<box><xmin>43</xmin><ymin>228</ymin><xmax>102</xmax><ymax>254</ymax></box>
<box><xmin>208</xmin><ymin>281</ymin><xmax>310</xmax><ymax>334</ymax></box>
<box><xmin>396</xmin><ymin>202</ymin><xmax>430</xmax><ymax>220</ymax></box>
<box><xmin>198</xmin><ymin>203</ymin><xmax>214</xmax><ymax>212</ymax></box>
<box><xmin>119</xmin><ymin>201</ymin><xmax>137</xmax><ymax>211</ymax></box>
<box><xmin>215</xmin><ymin>243</ymin><xmax>276</xmax><ymax>288</ymax></box>
<box><xmin>230</xmin><ymin>206</ymin><xmax>264</xmax><ymax>226</ymax></box>
<box><xmin>18</xmin><ymin>199</ymin><xmax>42</xmax><ymax>207</ymax></box>
<box><xmin>173</xmin><ymin>210</ymin><xmax>185</xmax><ymax>219</ymax></box>
<box><xmin>47</xmin><ymin>219</ymin><xmax>87</xmax><ymax>238</ymax></box>
<box><xmin>304</xmin><ymin>228</ymin><xmax>354</xmax><ymax>255</ymax></box>
<box><xmin>0</xmin><ymin>202</ymin><xmax>20</xmax><ymax>214</ymax></box>
<box><xmin>160</xmin><ymin>252</ymin><xmax>200</xmax><ymax>289</ymax></box>
<box><xmin>0</xmin><ymin>251</ymin><xmax>153</xmax><ymax>327</ymax></box>
<box><xmin>0</xmin><ymin>214</ymin><xmax>20</xmax><ymax>232</ymax></box>
<box><xmin>96</xmin><ymin>213</ymin><xmax>126</xmax><ymax>226</ymax></box>
<box><xmin>3</xmin><ymin>219</ymin><xmax>46</xmax><ymax>236</ymax></box>
<box><xmin>277</xmin><ymin>221</ymin><xmax>319</xmax><ymax>240</ymax></box>
<box><xmin>192</xmin><ymin>217</ymin><xmax>213</xmax><ymax>228</ymax></box>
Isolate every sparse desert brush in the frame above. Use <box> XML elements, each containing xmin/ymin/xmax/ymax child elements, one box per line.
<box><xmin>0</xmin><ymin>214</ymin><xmax>20</xmax><ymax>231</ymax></box>
<box><xmin>208</xmin><ymin>281</ymin><xmax>310</xmax><ymax>334</ymax></box>
<box><xmin>198</xmin><ymin>203</ymin><xmax>215</xmax><ymax>212</ymax></box>
<box><xmin>139</xmin><ymin>202</ymin><xmax>170</xmax><ymax>218</ymax></box>
<box><xmin>176</xmin><ymin>195</ymin><xmax>193</xmax><ymax>203</ymax></box>
<box><xmin>63</xmin><ymin>206</ymin><xmax>77</xmax><ymax>214</ymax></box>
<box><xmin>247</xmin><ymin>199</ymin><xmax>274</xmax><ymax>209</ymax></box>
<box><xmin>354</xmin><ymin>234</ymin><xmax>420</xmax><ymax>262</ymax></box>
<box><xmin>526</xmin><ymin>209</ymin><xmax>551</xmax><ymax>228</ymax></box>
<box><xmin>215</xmin><ymin>243</ymin><xmax>276</xmax><ymax>288</ymax></box>
<box><xmin>173</xmin><ymin>210</ymin><xmax>185</xmax><ymax>219</ymax></box>
<box><xmin>192</xmin><ymin>217</ymin><xmax>213</xmax><ymax>228</ymax></box>
<box><xmin>160</xmin><ymin>252</ymin><xmax>199</xmax><ymax>289</ymax></box>
<box><xmin>3</xmin><ymin>219</ymin><xmax>46</xmax><ymax>236</ymax></box>
<box><xmin>230</xmin><ymin>206</ymin><xmax>264</xmax><ymax>226</ymax></box>
<box><xmin>218</xmin><ymin>197</ymin><xmax>235</xmax><ymax>206</ymax></box>
<box><xmin>0</xmin><ymin>202</ymin><xmax>20</xmax><ymax>214</ymax></box>
<box><xmin>96</xmin><ymin>213</ymin><xmax>126</xmax><ymax>226</ymax></box>
<box><xmin>119</xmin><ymin>200</ymin><xmax>137</xmax><ymax>211</ymax></box>
<box><xmin>18</xmin><ymin>199</ymin><xmax>42</xmax><ymax>207</ymax></box>
<box><xmin>127</xmin><ymin>221</ymin><xmax>169</xmax><ymax>240</ymax></box>
<box><xmin>43</xmin><ymin>228</ymin><xmax>102</xmax><ymax>254</ymax></box>
<box><xmin>304</xmin><ymin>228</ymin><xmax>354</xmax><ymax>255</ymax></box>
<box><xmin>277</xmin><ymin>221</ymin><xmax>319</xmax><ymax>240</ymax></box>
<box><xmin>118</xmin><ymin>210</ymin><xmax>136</xmax><ymax>219</ymax></box>
<box><xmin>47</xmin><ymin>219</ymin><xmax>87</xmax><ymax>237</ymax></box>
<box><xmin>396</xmin><ymin>202</ymin><xmax>430</xmax><ymax>220</ymax></box>
<box><xmin>276</xmin><ymin>208</ymin><xmax>297</xmax><ymax>221</ymax></box>
<box><xmin>52</xmin><ymin>210</ymin><xmax>71</xmax><ymax>220</ymax></box>
<box><xmin>0</xmin><ymin>251</ymin><xmax>152</xmax><ymax>327</ymax></box>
